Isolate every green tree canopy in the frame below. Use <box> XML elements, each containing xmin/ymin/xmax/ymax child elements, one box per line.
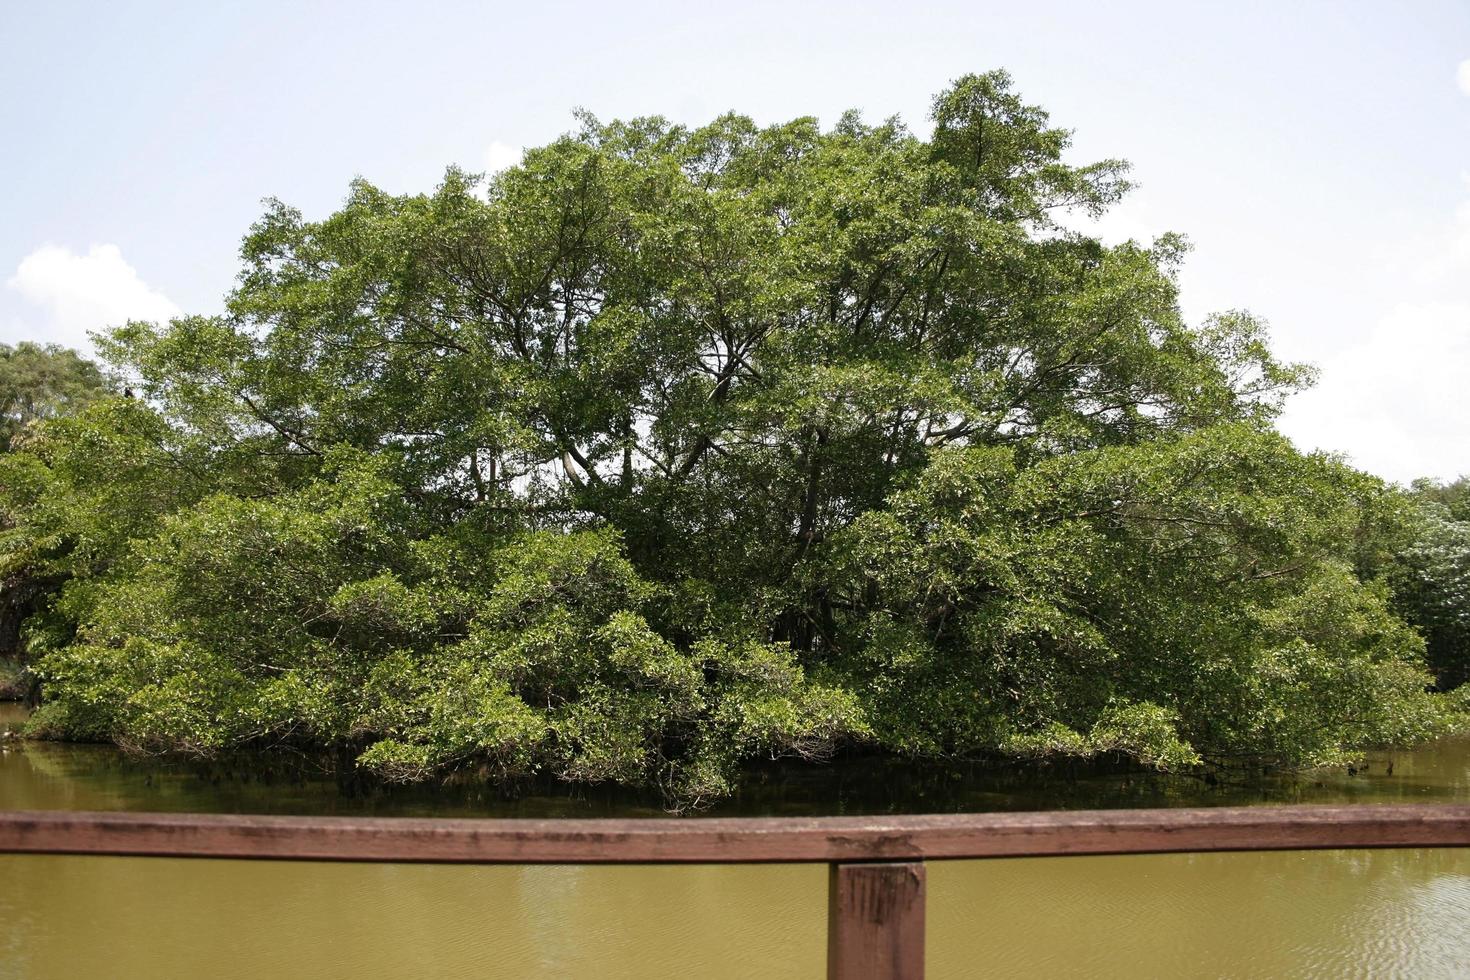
<box><xmin>1382</xmin><ymin>478</ymin><xmax>1470</xmax><ymax>688</ymax></box>
<box><xmin>0</xmin><ymin>342</ymin><xmax>108</xmax><ymax>453</ymax></box>
<box><xmin>0</xmin><ymin>342</ymin><xmax>108</xmax><ymax>661</ymax></box>
<box><xmin>3</xmin><ymin>72</ymin><xmax>1460</xmax><ymax>800</ymax></box>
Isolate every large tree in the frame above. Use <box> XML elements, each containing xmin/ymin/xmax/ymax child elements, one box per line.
<box><xmin>1383</xmin><ymin>478</ymin><xmax>1470</xmax><ymax>689</ymax></box>
<box><xmin>3</xmin><ymin>73</ymin><xmax>1459</xmax><ymax>800</ymax></box>
<box><xmin>0</xmin><ymin>342</ymin><xmax>109</xmax><ymax>663</ymax></box>
<box><xmin>0</xmin><ymin>342</ymin><xmax>108</xmax><ymax>453</ymax></box>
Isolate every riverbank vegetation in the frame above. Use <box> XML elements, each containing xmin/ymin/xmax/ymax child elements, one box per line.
<box><xmin>1</xmin><ymin>73</ymin><xmax>1465</xmax><ymax>802</ymax></box>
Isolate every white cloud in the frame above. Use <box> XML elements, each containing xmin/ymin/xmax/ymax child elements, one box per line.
<box><xmin>484</xmin><ymin>140</ymin><xmax>523</xmax><ymax>175</ymax></box>
<box><xmin>1282</xmin><ymin>301</ymin><xmax>1470</xmax><ymax>483</ymax></box>
<box><xmin>1077</xmin><ymin>201</ymin><xmax>1159</xmax><ymax>247</ymax></box>
<box><xmin>1278</xmin><ymin>191</ymin><xmax>1470</xmax><ymax>484</ymax></box>
<box><xmin>5</xmin><ymin>243</ymin><xmax>178</xmax><ymax>352</ymax></box>
<box><xmin>1225</xmin><ymin>57</ymin><xmax>1470</xmax><ymax>487</ymax></box>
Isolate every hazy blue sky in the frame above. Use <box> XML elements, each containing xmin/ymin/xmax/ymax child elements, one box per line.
<box><xmin>3</xmin><ymin>0</ymin><xmax>1467</xmax><ymax>481</ymax></box>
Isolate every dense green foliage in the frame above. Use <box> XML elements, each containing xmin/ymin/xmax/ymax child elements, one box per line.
<box><xmin>0</xmin><ymin>342</ymin><xmax>110</xmax><ymax>665</ymax></box>
<box><xmin>1</xmin><ymin>73</ymin><xmax>1461</xmax><ymax>799</ymax></box>
<box><xmin>1383</xmin><ymin>479</ymin><xmax>1470</xmax><ymax>688</ymax></box>
<box><xmin>0</xmin><ymin>342</ymin><xmax>108</xmax><ymax>454</ymax></box>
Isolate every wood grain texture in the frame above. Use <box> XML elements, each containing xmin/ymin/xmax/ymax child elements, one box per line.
<box><xmin>1</xmin><ymin>804</ymin><xmax>1469</xmax><ymax>864</ymax></box>
<box><xmin>828</xmin><ymin>862</ymin><xmax>925</xmax><ymax>980</ymax></box>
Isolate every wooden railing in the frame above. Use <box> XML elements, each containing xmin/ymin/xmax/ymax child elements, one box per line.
<box><xmin>3</xmin><ymin>804</ymin><xmax>1469</xmax><ymax>979</ymax></box>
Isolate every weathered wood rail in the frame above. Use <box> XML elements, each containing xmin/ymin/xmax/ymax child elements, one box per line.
<box><xmin>4</xmin><ymin>804</ymin><xmax>1469</xmax><ymax>978</ymax></box>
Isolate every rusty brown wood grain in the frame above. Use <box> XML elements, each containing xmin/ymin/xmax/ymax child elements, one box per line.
<box><xmin>828</xmin><ymin>862</ymin><xmax>925</xmax><ymax>980</ymax></box>
<box><xmin>0</xmin><ymin>804</ymin><xmax>1468</xmax><ymax>864</ymax></box>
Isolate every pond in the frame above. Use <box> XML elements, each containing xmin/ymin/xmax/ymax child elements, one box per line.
<box><xmin>3</xmin><ymin>701</ymin><xmax>1470</xmax><ymax>978</ymax></box>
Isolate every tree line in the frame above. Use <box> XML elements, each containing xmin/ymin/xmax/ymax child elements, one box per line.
<box><xmin>1</xmin><ymin>73</ymin><xmax>1466</xmax><ymax>801</ymax></box>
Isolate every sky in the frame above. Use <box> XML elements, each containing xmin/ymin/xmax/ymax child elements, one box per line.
<box><xmin>2</xmin><ymin>0</ymin><xmax>1467</xmax><ymax>483</ymax></box>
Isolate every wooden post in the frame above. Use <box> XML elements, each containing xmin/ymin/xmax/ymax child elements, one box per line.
<box><xmin>827</xmin><ymin>860</ymin><xmax>926</xmax><ymax>980</ymax></box>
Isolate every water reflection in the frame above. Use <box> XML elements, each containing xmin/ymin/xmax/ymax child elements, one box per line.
<box><xmin>6</xmin><ymin>701</ymin><xmax>1470</xmax><ymax>817</ymax></box>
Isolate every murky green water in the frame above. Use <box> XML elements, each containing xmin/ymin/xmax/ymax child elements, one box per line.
<box><xmin>4</xmin><ymin>701</ymin><xmax>1470</xmax><ymax>978</ymax></box>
